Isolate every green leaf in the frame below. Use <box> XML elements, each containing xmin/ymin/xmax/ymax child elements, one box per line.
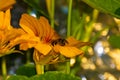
<box><xmin>71</xmin><ymin>9</ymin><xmax>86</xmax><ymax>39</ymax></box>
<box><xmin>7</xmin><ymin>71</ymin><xmax>81</xmax><ymax>80</ymax></box>
<box><xmin>108</xmin><ymin>35</ymin><xmax>120</xmax><ymax>48</ymax></box>
<box><xmin>7</xmin><ymin>75</ymin><xmax>28</xmax><ymax>80</ymax></box>
<box><xmin>82</xmin><ymin>0</ymin><xmax>120</xmax><ymax>18</ymax></box>
<box><xmin>16</xmin><ymin>64</ymin><xmax>36</xmax><ymax>77</ymax></box>
<box><xmin>30</xmin><ymin>71</ymin><xmax>81</xmax><ymax>80</ymax></box>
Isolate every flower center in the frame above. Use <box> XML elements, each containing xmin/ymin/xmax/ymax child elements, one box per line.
<box><xmin>44</xmin><ymin>36</ymin><xmax>51</xmax><ymax>43</ymax></box>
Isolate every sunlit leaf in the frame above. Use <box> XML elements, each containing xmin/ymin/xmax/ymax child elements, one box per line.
<box><xmin>82</xmin><ymin>0</ymin><xmax>120</xmax><ymax>18</ymax></box>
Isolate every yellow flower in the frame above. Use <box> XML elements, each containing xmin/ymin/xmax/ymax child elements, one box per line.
<box><xmin>15</xmin><ymin>14</ymin><xmax>59</xmax><ymax>55</ymax></box>
<box><xmin>0</xmin><ymin>9</ymin><xmax>24</xmax><ymax>57</ymax></box>
<box><xmin>11</xmin><ymin>14</ymin><xmax>60</xmax><ymax>64</ymax></box>
<box><xmin>0</xmin><ymin>0</ymin><xmax>16</xmax><ymax>11</ymax></box>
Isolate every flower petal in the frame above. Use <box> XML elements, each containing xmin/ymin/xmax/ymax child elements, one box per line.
<box><xmin>19</xmin><ymin>43</ymin><xmax>30</xmax><ymax>50</ymax></box>
<box><xmin>20</xmin><ymin>24</ymin><xmax>35</xmax><ymax>35</ymax></box>
<box><xmin>0</xmin><ymin>9</ymin><xmax>12</xmax><ymax>30</ymax></box>
<box><xmin>0</xmin><ymin>0</ymin><xmax>16</xmax><ymax>11</ymax></box>
<box><xmin>67</xmin><ymin>37</ymin><xmax>91</xmax><ymax>47</ymax></box>
<box><xmin>5</xmin><ymin>28</ymin><xmax>24</xmax><ymax>41</ymax></box>
<box><xmin>20</xmin><ymin>14</ymin><xmax>43</xmax><ymax>37</ymax></box>
<box><xmin>59</xmin><ymin>46</ymin><xmax>83</xmax><ymax>57</ymax></box>
<box><xmin>10</xmin><ymin>34</ymin><xmax>40</xmax><ymax>50</ymax></box>
<box><xmin>35</xmin><ymin>43</ymin><xmax>52</xmax><ymax>55</ymax></box>
<box><xmin>39</xmin><ymin>16</ymin><xmax>60</xmax><ymax>41</ymax></box>
<box><xmin>0</xmin><ymin>11</ymin><xmax>4</xmax><ymax>29</ymax></box>
<box><xmin>3</xmin><ymin>9</ymin><xmax>12</xmax><ymax>30</ymax></box>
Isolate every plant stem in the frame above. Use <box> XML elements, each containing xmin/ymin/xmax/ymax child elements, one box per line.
<box><xmin>66</xmin><ymin>0</ymin><xmax>73</xmax><ymax>74</ymax></box>
<box><xmin>66</xmin><ymin>60</ymin><xmax>70</xmax><ymax>74</ymax></box>
<box><xmin>51</xmin><ymin>0</ymin><xmax>55</xmax><ymax>28</ymax></box>
<box><xmin>82</xmin><ymin>9</ymin><xmax>99</xmax><ymax>42</ymax></box>
<box><xmin>36</xmin><ymin>64</ymin><xmax>44</xmax><ymax>75</ymax></box>
<box><xmin>2</xmin><ymin>57</ymin><xmax>7</xmax><ymax>80</ymax></box>
<box><xmin>26</xmin><ymin>50</ymin><xmax>31</xmax><ymax>64</ymax></box>
<box><xmin>67</xmin><ymin>0</ymin><xmax>72</xmax><ymax>37</ymax></box>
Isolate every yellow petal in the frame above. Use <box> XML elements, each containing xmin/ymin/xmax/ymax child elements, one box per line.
<box><xmin>67</xmin><ymin>37</ymin><xmax>91</xmax><ymax>47</ymax></box>
<box><xmin>0</xmin><ymin>0</ymin><xmax>16</xmax><ymax>11</ymax></box>
<box><xmin>53</xmin><ymin>45</ymin><xmax>60</xmax><ymax>53</ymax></box>
<box><xmin>0</xmin><ymin>31</ymin><xmax>5</xmax><ymax>43</ymax></box>
<box><xmin>19</xmin><ymin>43</ymin><xmax>30</xmax><ymax>50</ymax></box>
<box><xmin>59</xmin><ymin>46</ymin><xmax>83</xmax><ymax>57</ymax></box>
<box><xmin>10</xmin><ymin>34</ymin><xmax>40</xmax><ymax>49</ymax></box>
<box><xmin>0</xmin><ymin>11</ymin><xmax>4</xmax><ymax>29</ymax></box>
<box><xmin>20</xmin><ymin>24</ymin><xmax>35</xmax><ymax>36</ymax></box>
<box><xmin>66</xmin><ymin>37</ymin><xmax>80</xmax><ymax>46</ymax></box>
<box><xmin>39</xmin><ymin>16</ymin><xmax>52</xmax><ymax>39</ymax></box>
<box><xmin>4</xmin><ymin>9</ymin><xmax>12</xmax><ymax>30</ymax></box>
<box><xmin>39</xmin><ymin>16</ymin><xmax>60</xmax><ymax>41</ymax></box>
<box><xmin>35</xmin><ymin>43</ymin><xmax>52</xmax><ymax>55</ymax></box>
<box><xmin>5</xmin><ymin>28</ymin><xmax>24</xmax><ymax>42</ymax></box>
<box><xmin>19</xmin><ymin>41</ymin><xmax>38</xmax><ymax>51</ymax></box>
<box><xmin>20</xmin><ymin>14</ymin><xmax>43</xmax><ymax>37</ymax></box>
<box><xmin>0</xmin><ymin>9</ymin><xmax>12</xmax><ymax>30</ymax></box>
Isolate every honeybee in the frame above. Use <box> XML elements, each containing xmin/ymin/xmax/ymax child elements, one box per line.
<box><xmin>51</xmin><ymin>38</ymin><xmax>68</xmax><ymax>46</ymax></box>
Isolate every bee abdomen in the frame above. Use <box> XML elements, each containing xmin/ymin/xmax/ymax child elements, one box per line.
<box><xmin>51</xmin><ymin>38</ymin><xmax>68</xmax><ymax>46</ymax></box>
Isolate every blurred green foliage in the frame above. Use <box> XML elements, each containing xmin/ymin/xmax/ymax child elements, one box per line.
<box><xmin>109</xmin><ymin>35</ymin><xmax>120</xmax><ymax>48</ymax></box>
<box><xmin>7</xmin><ymin>71</ymin><xmax>81</xmax><ymax>80</ymax></box>
<box><xmin>16</xmin><ymin>64</ymin><xmax>36</xmax><ymax>77</ymax></box>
